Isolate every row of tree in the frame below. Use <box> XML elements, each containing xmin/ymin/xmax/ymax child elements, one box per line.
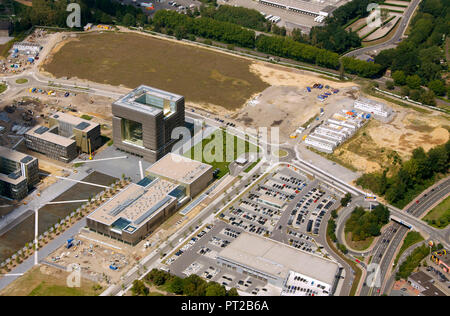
<box><xmin>357</xmin><ymin>140</ymin><xmax>450</xmax><ymax>208</ymax></box>
<box><xmin>145</xmin><ymin>268</ymin><xmax>239</xmax><ymax>296</ymax></box>
<box><xmin>153</xmin><ymin>9</ymin><xmax>256</xmax><ymax>48</ymax></box>
<box><xmin>375</xmin><ymin>0</ymin><xmax>449</xmax><ymax>98</ymax></box>
<box><xmin>345</xmin><ymin>205</ymin><xmax>390</xmax><ymax>241</ymax></box>
<box><xmin>12</xmin><ymin>0</ymin><xmax>146</xmax><ymax>33</ymax></box>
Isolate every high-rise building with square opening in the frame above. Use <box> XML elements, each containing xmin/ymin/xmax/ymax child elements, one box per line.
<box><xmin>112</xmin><ymin>85</ymin><xmax>185</xmax><ymax>162</ymax></box>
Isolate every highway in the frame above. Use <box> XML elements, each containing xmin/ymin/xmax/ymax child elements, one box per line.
<box><xmin>359</xmin><ymin>177</ymin><xmax>450</xmax><ymax>296</ymax></box>
<box><xmin>344</xmin><ymin>0</ymin><xmax>421</xmax><ymax>58</ymax></box>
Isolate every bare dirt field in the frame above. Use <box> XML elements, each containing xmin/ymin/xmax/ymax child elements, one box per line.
<box><xmin>333</xmin><ymin>101</ymin><xmax>450</xmax><ymax>174</ymax></box>
<box><xmin>0</xmin><ymin>264</ymin><xmax>101</xmax><ymax>296</ymax></box>
<box><xmin>233</xmin><ymin>63</ymin><xmax>358</xmax><ymax>141</ymax></box>
<box><xmin>42</xmin><ymin>32</ymin><xmax>269</xmax><ymax>111</ymax></box>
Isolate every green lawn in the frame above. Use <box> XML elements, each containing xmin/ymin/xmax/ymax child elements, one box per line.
<box><xmin>184</xmin><ymin>130</ymin><xmax>258</xmax><ymax>178</ymax></box>
<box><xmin>0</xmin><ymin>83</ymin><xmax>6</xmax><ymax>94</ymax></box>
<box><xmin>394</xmin><ymin>231</ymin><xmax>424</xmax><ymax>266</ymax></box>
<box><xmin>244</xmin><ymin>158</ymin><xmax>261</xmax><ymax>173</ymax></box>
<box><xmin>28</xmin><ymin>283</ymin><xmax>98</xmax><ymax>296</ymax></box>
<box><xmin>423</xmin><ymin>196</ymin><xmax>450</xmax><ymax>229</ymax></box>
<box><xmin>15</xmin><ymin>78</ymin><xmax>28</xmax><ymax>84</ymax></box>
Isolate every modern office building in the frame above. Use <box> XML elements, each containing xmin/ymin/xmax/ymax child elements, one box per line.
<box><xmin>0</xmin><ymin>146</ymin><xmax>39</xmax><ymax>200</ymax></box>
<box><xmin>112</xmin><ymin>85</ymin><xmax>185</xmax><ymax>162</ymax></box>
<box><xmin>48</xmin><ymin>112</ymin><xmax>101</xmax><ymax>153</ymax></box>
<box><xmin>217</xmin><ymin>233</ymin><xmax>340</xmax><ymax>296</ymax></box>
<box><xmin>25</xmin><ymin>125</ymin><xmax>78</xmax><ymax>162</ymax></box>
<box><xmin>25</xmin><ymin>112</ymin><xmax>100</xmax><ymax>162</ymax></box>
<box><xmin>145</xmin><ymin>153</ymin><xmax>213</xmax><ymax>198</ymax></box>
<box><xmin>87</xmin><ymin>153</ymin><xmax>211</xmax><ymax>245</ymax></box>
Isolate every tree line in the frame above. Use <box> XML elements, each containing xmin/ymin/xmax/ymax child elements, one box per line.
<box><xmin>143</xmin><ymin>268</ymin><xmax>239</xmax><ymax>296</ymax></box>
<box><xmin>357</xmin><ymin>140</ymin><xmax>450</xmax><ymax>208</ymax></box>
<box><xmin>375</xmin><ymin>0</ymin><xmax>450</xmax><ymax>101</ymax></box>
<box><xmin>12</xmin><ymin>0</ymin><xmax>146</xmax><ymax>33</ymax></box>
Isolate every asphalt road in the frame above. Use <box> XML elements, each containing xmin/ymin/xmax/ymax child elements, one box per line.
<box><xmin>344</xmin><ymin>0</ymin><xmax>421</xmax><ymax>58</ymax></box>
<box><xmin>359</xmin><ymin>177</ymin><xmax>450</xmax><ymax>296</ymax></box>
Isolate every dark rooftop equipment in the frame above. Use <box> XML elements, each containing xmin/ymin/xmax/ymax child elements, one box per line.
<box><xmin>35</xmin><ymin>126</ymin><xmax>49</xmax><ymax>135</ymax></box>
<box><xmin>75</xmin><ymin>122</ymin><xmax>90</xmax><ymax>130</ymax></box>
<box><xmin>20</xmin><ymin>156</ymin><xmax>34</xmax><ymax>164</ymax></box>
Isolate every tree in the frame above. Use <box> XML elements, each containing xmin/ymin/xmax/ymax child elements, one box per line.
<box><xmin>122</xmin><ymin>13</ymin><xmax>136</xmax><ymax>27</ymax></box>
<box><xmin>427</xmin><ymin>80</ymin><xmax>446</xmax><ymax>96</ymax></box>
<box><xmin>205</xmin><ymin>282</ymin><xmax>227</xmax><ymax>296</ymax></box>
<box><xmin>386</xmin><ymin>80</ymin><xmax>394</xmax><ymax>90</ymax></box>
<box><xmin>341</xmin><ymin>193</ymin><xmax>352</xmax><ymax>207</ymax></box>
<box><xmin>392</xmin><ymin>70</ymin><xmax>406</xmax><ymax>86</ymax></box>
<box><xmin>406</xmin><ymin>74</ymin><xmax>421</xmax><ymax>90</ymax></box>
<box><xmin>227</xmin><ymin>288</ymin><xmax>239</xmax><ymax>296</ymax></box>
<box><xmin>131</xmin><ymin>280</ymin><xmax>149</xmax><ymax>296</ymax></box>
<box><xmin>168</xmin><ymin>277</ymin><xmax>185</xmax><ymax>294</ymax></box>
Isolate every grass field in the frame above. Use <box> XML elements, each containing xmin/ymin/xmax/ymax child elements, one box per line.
<box><xmin>345</xmin><ymin>232</ymin><xmax>374</xmax><ymax>251</ymax></box>
<box><xmin>423</xmin><ymin>196</ymin><xmax>450</xmax><ymax>229</ymax></box>
<box><xmin>184</xmin><ymin>130</ymin><xmax>258</xmax><ymax>178</ymax></box>
<box><xmin>394</xmin><ymin>231</ymin><xmax>424</xmax><ymax>266</ymax></box>
<box><xmin>43</xmin><ymin>32</ymin><xmax>269</xmax><ymax>110</ymax></box>
<box><xmin>15</xmin><ymin>78</ymin><xmax>28</xmax><ymax>84</ymax></box>
<box><xmin>0</xmin><ymin>265</ymin><xmax>102</xmax><ymax>296</ymax></box>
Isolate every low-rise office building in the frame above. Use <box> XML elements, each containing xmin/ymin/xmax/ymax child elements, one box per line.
<box><xmin>25</xmin><ymin>112</ymin><xmax>100</xmax><ymax>162</ymax></box>
<box><xmin>145</xmin><ymin>153</ymin><xmax>213</xmax><ymax>198</ymax></box>
<box><xmin>0</xmin><ymin>146</ymin><xmax>39</xmax><ymax>200</ymax></box>
<box><xmin>217</xmin><ymin>233</ymin><xmax>340</xmax><ymax>296</ymax></box>
<box><xmin>87</xmin><ymin>153</ymin><xmax>212</xmax><ymax>245</ymax></box>
<box><xmin>25</xmin><ymin>125</ymin><xmax>78</xmax><ymax>162</ymax></box>
<box><xmin>48</xmin><ymin>112</ymin><xmax>101</xmax><ymax>154</ymax></box>
<box><xmin>87</xmin><ymin>179</ymin><xmax>179</xmax><ymax>245</ymax></box>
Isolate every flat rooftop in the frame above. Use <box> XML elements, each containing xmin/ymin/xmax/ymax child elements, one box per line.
<box><xmin>26</xmin><ymin>125</ymin><xmax>76</xmax><ymax>148</ymax></box>
<box><xmin>146</xmin><ymin>153</ymin><xmax>212</xmax><ymax>185</ymax></box>
<box><xmin>258</xmin><ymin>0</ymin><xmax>333</xmax><ymax>14</ymax></box>
<box><xmin>0</xmin><ymin>145</ymin><xmax>36</xmax><ymax>164</ymax></box>
<box><xmin>51</xmin><ymin>112</ymin><xmax>99</xmax><ymax>133</ymax></box>
<box><xmin>87</xmin><ymin>179</ymin><xmax>177</xmax><ymax>229</ymax></box>
<box><xmin>218</xmin><ymin>233</ymin><xmax>339</xmax><ymax>286</ymax></box>
<box><xmin>114</xmin><ymin>85</ymin><xmax>183</xmax><ymax>117</ymax></box>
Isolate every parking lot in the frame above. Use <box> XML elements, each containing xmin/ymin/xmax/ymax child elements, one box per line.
<box><xmin>164</xmin><ymin>221</ymin><xmax>272</xmax><ymax>295</ymax></box>
<box><xmin>160</xmin><ymin>166</ymin><xmax>342</xmax><ymax>295</ymax></box>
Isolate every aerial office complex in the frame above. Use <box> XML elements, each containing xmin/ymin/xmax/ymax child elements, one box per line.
<box><xmin>25</xmin><ymin>112</ymin><xmax>101</xmax><ymax>162</ymax></box>
<box><xmin>87</xmin><ymin>153</ymin><xmax>212</xmax><ymax>245</ymax></box>
<box><xmin>0</xmin><ymin>146</ymin><xmax>39</xmax><ymax>200</ymax></box>
<box><xmin>112</xmin><ymin>85</ymin><xmax>185</xmax><ymax>163</ymax></box>
<box><xmin>217</xmin><ymin>233</ymin><xmax>340</xmax><ymax>296</ymax></box>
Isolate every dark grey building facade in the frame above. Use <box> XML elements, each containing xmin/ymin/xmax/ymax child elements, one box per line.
<box><xmin>112</xmin><ymin>85</ymin><xmax>185</xmax><ymax>162</ymax></box>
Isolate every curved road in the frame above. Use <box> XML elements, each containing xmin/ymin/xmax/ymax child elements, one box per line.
<box><xmin>344</xmin><ymin>0</ymin><xmax>421</xmax><ymax>58</ymax></box>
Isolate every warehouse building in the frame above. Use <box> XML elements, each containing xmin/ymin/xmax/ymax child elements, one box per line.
<box><xmin>145</xmin><ymin>153</ymin><xmax>213</xmax><ymax>198</ymax></box>
<box><xmin>112</xmin><ymin>85</ymin><xmax>185</xmax><ymax>163</ymax></box>
<box><xmin>354</xmin><ymin>98</ymin><xmax>391</xmax><ymax>118</ymax></box>
<box><xmin>0</xmin><ymin>146</ymin><xmax>39</xmax><ymax>200</ymax></box>
<box><xmin>87</xmin><ymin>153</ymin><xmax>212</xmax><ymax>245</ymax></box>
<box><xmin>258</xmin><ymin>0</ymin><xmax>336</xmax><ymax>18</ymax></box>
<box><xmin>25</xmin><ymin>125</ymin><xmax>78</xmax><ymax>162</ymax></box>
<box><xmin>217</xmin><ymin>233</ymin><xmax>339</xmax><ymax>296</ymax></box>
<box><xmin>12</xmin><ymin>41</ymin><xmax>42</xmax><ymax>55</ymax></box>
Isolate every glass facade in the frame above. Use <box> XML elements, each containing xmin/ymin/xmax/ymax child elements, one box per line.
<box><xmin>121</xmin><ymin>118</ymin><xmax>143</xmax><ymax>147</ymax></box>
